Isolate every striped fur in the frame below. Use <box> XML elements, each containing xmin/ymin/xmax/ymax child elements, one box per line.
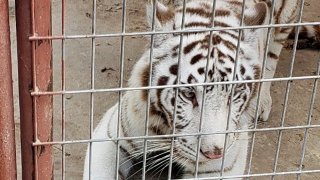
<box><xmin>83</xmin><ymin>0</ymin><xmax>320</xmax><ymax>179</ymax></box>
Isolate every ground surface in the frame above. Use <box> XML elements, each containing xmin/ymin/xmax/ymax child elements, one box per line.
<box><xmin>10</xmin><ymin>0</ymin><xmax>320</xmax><ymax>179</ymax></box>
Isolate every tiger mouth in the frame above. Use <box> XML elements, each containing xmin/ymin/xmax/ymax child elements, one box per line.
<box><xmin>174</xmin><ymin>133</ymin><xmax>239</xmax><ymax>164</ymax></box>
<box><xmin>200</xmin><ymin>149</ymin><xmax>224</xmax><ymax>160</ymax></box>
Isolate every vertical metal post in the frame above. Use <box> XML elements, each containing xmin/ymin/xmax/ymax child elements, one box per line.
<box><xmin>15</xmin><ymin>0</ymin><xmax>34</xmax><ymax>178</ymax></box>
<box><xmin>16</xmin><ymin>0</ymin><xmax>53</xmax><ymax>179</ymax></box>
<box><xmin>0</xmin><ymin>0</ymin><xmax>17</xmax><ymax>179</ymax></box>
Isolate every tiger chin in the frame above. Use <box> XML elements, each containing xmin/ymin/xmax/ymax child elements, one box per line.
<box><xmin>83</xmin><ymin>0</ymin><xmax>320</xmax><ymax>179</ymax></box>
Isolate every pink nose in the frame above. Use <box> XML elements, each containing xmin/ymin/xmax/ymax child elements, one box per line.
<box><xmin>201</xmin><ymin>146</ymin><xmax>223</xmax><ymax>159</ymax></box>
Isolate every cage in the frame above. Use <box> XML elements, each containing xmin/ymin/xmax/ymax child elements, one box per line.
<box><xmin>11</xmin><ymin>0</ymin><xmax>320</xmax><ymax>179</ymax></box>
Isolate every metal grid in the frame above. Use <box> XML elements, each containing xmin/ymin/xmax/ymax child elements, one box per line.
<box><xmin>16</xmin><ymin>0</ymin><xmax>320</xmax><ymax>179</ymax></box>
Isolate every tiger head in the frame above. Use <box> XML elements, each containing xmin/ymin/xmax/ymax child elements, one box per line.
<box><xmin>129</xmin><ymin>0</ymin><xmax>268</xmax><ymax>168</ymax></box>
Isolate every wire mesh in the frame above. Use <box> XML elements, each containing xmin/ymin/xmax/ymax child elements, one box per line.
<box><xmin>24</xmin><ymin>0</ymin><xmax>320</xmax><ymax>179</ymax></box>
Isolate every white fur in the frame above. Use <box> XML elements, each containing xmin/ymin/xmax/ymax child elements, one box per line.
<box><xmin>83</xmin><ymin>0</ymin><xmax>307</xmax><ymax>179</ymax></box>
<box><xmin>83</xmin><ymin>105</ymin><xmax>118</xmax><ymax>180</ymax></box>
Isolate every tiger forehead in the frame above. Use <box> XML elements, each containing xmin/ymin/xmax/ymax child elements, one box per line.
<box><xmin>151</xmin><ymin>0</ymin><xmax>259</xmax><ymax>87</ymax></box>
<box><xmin>152</xmin><ymin>34</ymin><xmax>238</xmax><ymax>81</ymax></box>
<box><xmin>176</xmin><ymin>5</ymin><xmax>231</xmax><ymax>18</ymax></box>
<box><xmin>174</xmin><ymin>1</ymin><xmax>240</xmax><ymax>15</ymax></box>
<box><xmin>167</xmin><ymin>33</ymin><xmax>239</xmax><ymax>65</ymax></box>
<box><xmin>172</xmin><ymin>1</ymin><xmax>245</xmax><ymax>26</ymax></box>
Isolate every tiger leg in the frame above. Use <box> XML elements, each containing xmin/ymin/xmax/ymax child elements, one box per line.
<box><xmin>257</xmin><ymin>33</ymin><xmax>284</xmax><ymax>122</ymax></box>
<box><xmin>83</xmin><ymin>104</ymin><xmax>129</xmax><ymax>180</ymax></box>
<box><xmin>259</xmin><ymin>26</ymin><xmax>320</xmax><ymax>121</ymax></box>
<box><xmin>257</xmin><ymin>68</ymin><xmax>274</xmax><ymax>122</ymax></box>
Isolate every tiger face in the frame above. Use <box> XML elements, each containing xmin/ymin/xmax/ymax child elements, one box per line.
<box><xmin>147</xmin><ymin>37</ymin><xmax>260</xmax><ymax>164</ymax></box>
<box><xmin>129</xmin><ymin>0</ymin><xmax>267</xmax><ymax>168</ymax></box>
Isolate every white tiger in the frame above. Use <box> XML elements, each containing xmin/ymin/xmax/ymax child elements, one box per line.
<box><xmin>83</xmin><ymin>0</ymin><xmax>320</xmax><ymax>179</ymax></box>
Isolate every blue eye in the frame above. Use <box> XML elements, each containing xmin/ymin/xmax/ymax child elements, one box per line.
<box><xmin>182</xmin><ymin>91</ymin><xmax>196</xmax><ymax>99</ymax></box>
<box><xmin>181</xmin><ymin>90</ymin><xmax>199</xmax><ymax>107</ymax></box>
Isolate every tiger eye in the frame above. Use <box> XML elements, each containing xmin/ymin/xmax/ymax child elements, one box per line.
<box><xmin>183</xmin><ymin>91</ymin><xmax>196</xmax><ymax>99</ymax></box>
<box><xmin>182</xmin><ymin>91</ymin><xmax>198</xmax><ymax>107</ymax></box>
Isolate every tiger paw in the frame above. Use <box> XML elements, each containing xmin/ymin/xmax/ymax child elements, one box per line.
<box><xmin>257</xmin><ymin>94</ymin><xmax>272</xmax><ymax>122</ymax></box>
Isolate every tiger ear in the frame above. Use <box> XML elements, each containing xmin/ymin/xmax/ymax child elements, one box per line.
<box><xmin>244</xmin><ymin>2</ymin><xmax>269</xmax><ymax>26</ymax></box>
<box><xmin>146</xmin><ymin>0</ymin><xmax>175</xmax><ymax>30</ymax></box>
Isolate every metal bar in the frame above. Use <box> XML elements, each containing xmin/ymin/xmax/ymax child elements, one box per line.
<box><xmin>0</xmin><ymin>0</ymin><xmax>17</xmax><ymax>179</ymax></box>
<box><xmin>28</xmin><ymin>22</ymin><xmax>320</xmax><ymax>41</ymax></box>
<box><xmin>88</xmin><ymin>0</ymin><xmax>97</xmax><ymax>179</ymax></box>
<box><xmin>30</xmin><ymin>75</ymin><xmax>320</xmax><ymax>96</ymax></box>
<box><xmin>18</xmin><ymin>0</ymin><xmax>53</xmax><ymax>179</ymax></box>
<box><xmin>175</xmin><ymin>169</ymin><xmax>320</xmax><ymax>180</ymax></box>
<box><xmin>33</xmin><ymin>125</ymin><xmax>320</xmax><ymax>146</ymax></box>
<box><xmin>15</xmin><ymin>0</ymin><xmax>35</xmax><ymax>178</ymax></box>
<box><xmin>142</xmin><ymin>0</ymin><xmax>157</xmax><ymax>179</ymax></box>
<box><xmin>296</xmin><ymin>54</ymin><xmax>320</xmax><ymax>180</ymax></box>
<box><xmin>272</xmin><ymin>1</ymin><xmax>306</xmax><ymax>178</ymax></box>
<box><xmin>60</xmin><ymin>0</ymin><xmax>66</xmax><ymax>179</ymax></box>
<box><xmin>220</xmin><ymin>0</ymin><xmax>246</xmax><ymax>176</ymax></box>
<box><xmin>115</xmin><ymin>0</ymin><xmax>126</xmax><ymax>179</ymax></box>
<box><xmin>168</xmin><ymin>0</ymin><xmax>187</xmax><ymax>179</ymax></box>
<box><xmin>194</xmin><ymin>0</ymin><xmax>217</xmax><ymax>177</ymax></box>
<box><xmin>32</xmin><ymin>0</ymin><xmax>53</xmax><ymax>178</ymax></box>
<box><xmin>247</xmin><ymin>0</ymin><xmax>277</xmax><ymax>176</ymax></box>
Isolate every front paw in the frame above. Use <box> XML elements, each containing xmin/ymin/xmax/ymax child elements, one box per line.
<box><xmin>258</xmin><ymin>94</ymin><xmax>272</xmax><ymax>122</ymax></box>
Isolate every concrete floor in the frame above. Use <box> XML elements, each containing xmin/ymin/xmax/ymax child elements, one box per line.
<box><xmin>9</xmin><ymin>0</ymin><xmax>320</xmax><ymax>179</ymax></box>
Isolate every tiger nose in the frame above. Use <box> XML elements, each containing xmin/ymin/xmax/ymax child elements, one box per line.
<box><xmin>201</xmin><ymin>146</ymin><xmax>224</xmax><ymax>159</ymax></box>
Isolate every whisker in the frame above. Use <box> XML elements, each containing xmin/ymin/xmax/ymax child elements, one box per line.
<box><xmin>126</xmin><ymin>152</ymin><xmax>170</xmax><ymax>179</ymax></box>
<box><xmin>153</xmin><ymin>156</ymin><xmax>183</xmax><ymax>179</ymax></box>
<box><xmin>147</xmin><ymin>155</ymin><xmax>170</xmax><ymax>172</ymax></box>
<box><xmin>146</xmin><ymin>152</ymin><xmax>168</xmax><ymax>172</ymax></box>
<box><xmin>149</xmin><ymin>153</ymin><xmax>182</xmax><ymax>179</ymax></box>
<box><xmin>148</xmin><ymin>156</ymin><xmax>171</xmax><ymax>179</ymax></box>
<box><xmin>150</xmin><ymin>159</ymin><xmax>170</xmax><ymax>179</ymax></box>
<box><xmin>120</xmin><ymin>154</ymin><xmax>143</xmax><ymax>167</ymax></box>
<box><xmin>126</xmin><ymin>144</ymin><xmax>168</xmax><ymax>154</ymax></box>
<box><xmin>175</xmin><ymin>156</ymin><xmax>189</xmax><ymax>176</ymax></box>
<box><xmin>156</xmin><ymin>162</ymin><xmax>170</xmax><ymax>179</ymax></box>
<box><xmin>120</xmin><ymin>146</ymin><xmax>170</xmax><ymax>167</ymax></box>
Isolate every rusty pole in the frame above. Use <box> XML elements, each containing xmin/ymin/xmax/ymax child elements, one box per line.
<box><xmin>16</xmin><ymin>0</ymin><xmax>53</xmax><ymax>179</ymax></box>
<box><xmin>0</xmin><ymin>0</ymin><xmax>17</xmax><ymax>179</ymax></box>
<box><xmin>15</xmin><ymin>0</ymin><xmax>34</xmax><ymax>178</ymax></box>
